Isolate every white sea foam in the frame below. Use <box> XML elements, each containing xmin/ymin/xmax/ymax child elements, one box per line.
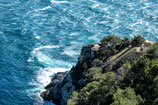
<box><xmin>11</xmin><ymin>22</ymin><xmax>17</xmax><ymax>25</ymax></box>
<box><xmin>32</xmin><ymin>13</ymin><xmax>41</xmax><ymax>17</ymax></box>
<box><xmin>28</xmin><ymin>68</ymin><xmax>69</xmax><ymax>89</ymax></box>
<box><xmin>99</xmin><ymin>21</ymin><xmax>109</xmax><ymax>24</ymax></box>
<box><xmin>26</xmin><ymin>11</ymin><xmax>31</xmax><ymax>14</ymax></box>
<box><xmin>130</xmin><ymin>20</ymin><xmax>143</xmax><ymax>27</ymax></box>
<box><xmin>70</xmin><ymin>41</ymin><xmax>82</xmax><ymax>45</ymax></box>
<box><xmin>36</xmin><ymin>52</ymin><xmax>73</xmax><ymax>68</ymax></box>
<box><xmin>28</xmin><ymin>45</ymin><xmax>71</xmax><ymax>104</ymax></box>
<box><xmin>39</xmin><ymin>6</ymin><xmax>51</xmax><ymax>11</ymax></box>
<box><xmin>35</xmin><ymin>36</ymin><xmax>40</xmax><ymax>39</ymax></box>
<box><xmin>62</xmin><ymin>44</ymin><xmax>80</xmax><ymax>57</ymax></box>
<box><xmin>85</xmin><ymin>16</ymin><xmax>92</xmax><ymax>22</ymax></box>
<box><xmin>69</xmin><ymin>32</ymin><xmax>80</xmax><ymax>36</ymax></box>
<box><xmin>62</xmin><ymin>49</ymin><xmax>79</xmax><ymax>57</ymax></box>
<box><xmin>28</xmin><ymin>45</ymin><xmax>59</xmax><ymax>63</ymax></box>
<box><xmin>32</xmin><ymin>45</ymin><xmax>59</xmax><ymax>54</ymax></box>
<box><xmin>88</xmin><ymin>35</ymin><xmax>100</xmax><ymax>42</ymax></box>
<box><xmin>92</xmin><ymin>4</ymin><xmax>100</xmax><ymax>8</ymax></box>
<box><xmin>36</xmin><ymin>67</ymin><xmax>68</xmax><ymax>86</ymax></box>
<box><xmin>51</xmin><ymin>0</ymin><xmax>68</xmax><ymax>4</ymax></box>
<box><xmin>28</xmin><ymin>67</ymin><xmax>68</xmax><ymax>105</ymax></box>
<box><xmin>27</xmin><ymin>58</ymin><xmax>35</xmax><ymax>62</ymax></box>
<box><xmin>34</xmin><ymin>6</ymin><xmax>51</xmax><ymax>12</ymax></box>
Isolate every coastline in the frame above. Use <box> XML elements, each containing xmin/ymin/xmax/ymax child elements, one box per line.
<box><xmin>41</xmin><ymin>36</ymin><xmax>158</xmax><ymax>105</ymax></box>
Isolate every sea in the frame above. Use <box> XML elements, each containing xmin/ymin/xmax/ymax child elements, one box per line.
<box><xmin>0</xmin><ymin>0</ymin><xmax>157</xmax><ymax>105</ymax></box>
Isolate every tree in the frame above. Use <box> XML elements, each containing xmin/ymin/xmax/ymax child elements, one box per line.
<box><xmin>90</xmin><ymin>72</ymin><xmax>117</xmax><ymax>105</ymax></box>
<box><xmin>153</xmin><ymin>76</ymin><xmax>158</xmax><ymax>97</ymax></box>
<box><xmin>100</xmin><ymin>35</ymin><xmax>122</xmax><ymax>49</ymax></box>
<box><xmin>85</xmin><ymin>67</ymin><xmax>103</xmax><ymax>82</ymax></box>
<box><xmin>111</xmin><ymin>88</ymin><xmax>142</xmax><ymax>105</ymax></box>
<box><xmin>123</xmin><ymin>62</ymin><xmax>131</xmax><ymax>70</ymax></box>
<box><xmin>153</xmin><ymin>98</ymin><xmax>158</xmax><ymax>105</ymax></box>
<box><xmin>81</xmin><ymin>72</ymin><xmax>117</xmax><ymax>105</ymax></box>
<box><xmin>78</xmin><ymin>81</ymin><xmax>100</xmax><ymax>105</ymax></box>
<box><xmin>131</xmin><ymin>35</ymin><xmax>145</xmax><ymax>47</ymax></box>
<box><xmin>132</xmin><ymin>56</ymin><xmax>150</xmax><ymax>77</ymax></box>
<box><xmin>92</xmin><ymin>59</ymin><xmax>103</xmax><ymax>67</ymax></box>
<box><xmin>147</xmin><ymin>42</ymin><xmax>158</xmax><ymax>59</ymax></box>
<box><xmin>67</xmin><ymin>91</ymin><xmax>79</xmax><ymax>105</ymax></box>
<box><xmin>70</xmin><ymin>72</ymin><xmax>117</xmax><ymax>105</ymax></box>
<box><xmin>100</xmin><ymin>35</ymin><xmax>122</xmax><ymax>56</ymax></box>
<box><xmin>124</xmin><ymin>36</ymin><xmax>130</xmax><ymax>42</ymax></box>
<box><xmin>121</xmin><ymin>36</ymin><xmax>131</xmax><ymax>48</ymax></box>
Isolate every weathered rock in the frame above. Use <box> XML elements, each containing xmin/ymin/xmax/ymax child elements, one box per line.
<box><xmin>41</xmin><ymin>71</ymin><xmax>68</xmax><ymax>102</ymax></box>
<box><xmin>79</xmin><ymin>43</ymin><xmax>100</xmax><ymax>63</ymax></box>
<box><xmin>41</xmin><ymin>43</ymin><xmax>144</xmax><ymax>105</ymax></box>
<box><xmin>41</xmin><ymin>44</ymin><xmax>100</xmax><ymax>105</ymax></box>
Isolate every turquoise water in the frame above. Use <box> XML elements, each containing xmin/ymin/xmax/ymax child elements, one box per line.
<box><xmin>0</xmin><ymin>0</ymin><xmax>157</xmax><ymax>105</ymax></box>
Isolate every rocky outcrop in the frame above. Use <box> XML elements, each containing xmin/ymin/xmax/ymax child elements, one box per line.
<box><xmin>79</xmin><ymin>43</ymin><xmax>100</xmax><ymax>63</ymax></box>
<box><xmin>41</xmin><ymin>71</ymin><xmax>68</xmax><ymax>103</ymax></box>
<box><xmin>104</xmin><ymin>49</ymin><xmax>144</xmax><ymax>81</ymax></box>
<box><xmin>41</xmin><ymin>70</ymin><xmax>76</xmax><ymax>105</ymax></box>
<box><xmin>41</xmin><ymin>43</ymin><xmax>145</xmax><ymax>105</ymax></box>
<box><xmin>41</xmin><ymin>44</ymin><xmax>100</xmax><ymax>105</ymax></box>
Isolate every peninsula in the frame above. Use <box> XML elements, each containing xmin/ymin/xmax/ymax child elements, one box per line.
<box><xmin>41</xmin><ymin>35</ymin><xmax>158</xmax><ymax>105</ymax></box>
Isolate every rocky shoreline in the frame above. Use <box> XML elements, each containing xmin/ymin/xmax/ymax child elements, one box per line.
<box><xmin>41</xmin><ymin>44</ymin><xmax>100</xmax><ymax>105</ymax></box>
<box><xmin>41</xmin><ymin>36</ymin><xmax>157</xmax><ymax>105</ymax></box>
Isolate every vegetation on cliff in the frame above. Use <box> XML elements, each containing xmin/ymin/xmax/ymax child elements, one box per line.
<box><xmin>67</xmin><ymin>35</ymin><xmax>158</xmax><ymax>105</ymax></box>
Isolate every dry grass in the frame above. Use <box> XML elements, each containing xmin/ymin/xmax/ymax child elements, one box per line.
<box><xmin>115</xmin><ymin>47</ymin><xmax>137</xmax><ymax>62</ymax></box>
<box><xmin>109</xmin><ymin>47</ymin><xmax>130</xmax><ymax>61</ymax></box>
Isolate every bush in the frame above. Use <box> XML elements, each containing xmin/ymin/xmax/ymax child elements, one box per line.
<box><xmin>85</xmin><ymin>67</ymin><xmax>103</xmax><ymax>82</ymax></box>
<box><xmin>111</xmin><ymin>88</ymin><xmax>142</xmax><ymax>105</ymax></box>
<box><xmin>123</xmin><ymin>62</ymin><xmax>131</xmax><ymax>70</ymax></box>
<box><xmin>69</xmin><ymin>72</ymin><xmax>117</xmax><ymax>105</ymax></box>
<box><xmin>153</xmin><ymin>98</ymin><xmax>158</xmax><ymax>105</ymax></box>
<box><xmin>131</xmin><ymin>35</ymin><xmax>145</xmax><ymax>47</ymax></box>
<box><xmin>147</xmin><ymin>42</ymin><xmax>158</xmax><ymax>59</ymax></box>
<box><xmin>122</xmin><ymin>37</ymin><xmax>131</xmax><ymax>48</ymax></box>
<box><xmin>92</xmin><ymin>59</ymin><xmax>103</xmax><ymax>67</ymax></box>
<box><xmin>100</xmin><ymin>35</ymin><xmax>122</xmax><ymax>56</ymax></box>
<box><xmin>124</xmin><ymin>36</ymin><xmax>130</xmax><ymax>42</ymax></box>
<box><xmin>67</xmin><ymin>91</ymin><xmax>79</xmax><ymax>105</ymax></box>
<box><xmin>153</xmin><ymin>76</ymin><xmax>158</xmax><ymax>97</ymax></box>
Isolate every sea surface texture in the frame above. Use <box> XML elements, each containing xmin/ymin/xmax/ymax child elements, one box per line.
<box><xmin>0</xmin><ymin>0</ymin><xmax>158</xmax><ymax>105</ymax></box>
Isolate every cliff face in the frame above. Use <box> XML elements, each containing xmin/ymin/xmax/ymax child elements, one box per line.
<box><xmin>41</xmin><ymin>44</ymin><xmax>100</xmax><ymax>105</ymax></box>
<box><xmin>41</xmin><ymin>43</ymin><xmax>144</xmax><ymax>105</ymax></box>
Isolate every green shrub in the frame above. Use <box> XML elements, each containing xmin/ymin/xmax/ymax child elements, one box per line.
<box><xmin>153</xmin><ymin>98</ymin><xmax>158</xmax><ymax>105</ymax></box>
<box><xmin>153</xmin><ymin>76</ymin><xmax>158</xmax><ymax>97</ymax></box>
<box><xmin>85</xmin><ymin>67</ymin><xmax>103</xmax><ymax>82</ymax></box>
<box><xmin>67</xmin><ymin>91</ymin><xmax>79</xmax><ymax>105</ymax></box>
<box><xmin>111</xmin><ymin>88</ymin><xmax>142</xmax><ymax>105</ymax></box>
<box><xmin>87</xmin><ymin>72</ymin><xmax>117</xmax><ymax>105</ymax></box>
<box><xmin>131</xmin><ymin>35</ymin><xmax>145</xmax><ymax>47</ymax></box>
<box><xmin>124</xmin><ymin>36</ymin><xmax>130</xmax><ymax>42</ymax></box>
<box><xmin>100</xmin><ymin>35</ymin><xmax>122</xmax><ymax>56</ymax></box>
<box><xmin>147</xmin><ymin>42</ymin><xmax>158</xmax><ymax>59</ymax></box>
<box><xmin>123</xmin><ymin>62</ymin><xmax>131</xmax><ymax>70</ymax></box>
<box><xmin>92</xmin><ymin>59</ymin><xmax>103</xmax><ymax>67</ymax></box>
<box><xmin>75</xmin><ymin>72</ymin><xmax>117</xmax><ymax>105</ymax></box>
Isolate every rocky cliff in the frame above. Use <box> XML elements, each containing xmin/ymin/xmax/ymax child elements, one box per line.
<box><xmin>41</xmin><ymin>44</ymin><xmax>100</xmax><ymax>105</ymax></box>
<box><xmin>41</xmin><ymin>35</ymin><xmax>158</xmax><ymax>105</ymax></box>
<box><xmin>41</xmin><ymin>35</ymin><xmax>155</xmax><ymax>105</ymax></box>
<box><xmin>41</xmin><ymin>45</ymin><xmax>144</xmax><ymax>105</ymax></box>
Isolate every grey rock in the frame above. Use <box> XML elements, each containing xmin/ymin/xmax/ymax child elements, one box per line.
<box><xmin>41</xmin><ymin>44</ymin><xmax>100</xmax><ymax>105</ymax></box>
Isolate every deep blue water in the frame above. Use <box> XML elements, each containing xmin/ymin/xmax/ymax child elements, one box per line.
<box><xmin>0</xmin><ymin>0</ymin><xmax>158</xmax><ymax>105</ymax></box>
